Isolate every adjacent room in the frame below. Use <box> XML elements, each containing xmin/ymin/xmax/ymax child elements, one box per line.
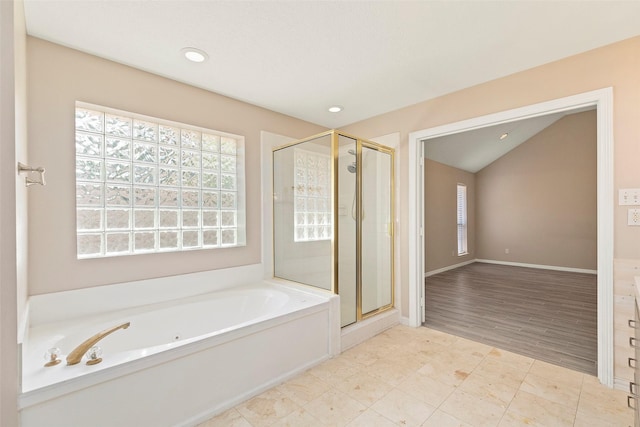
<box><xmin>422</xmin><ymin>109</ymin><xmax>598</xmax><ymax>374</ymax></box>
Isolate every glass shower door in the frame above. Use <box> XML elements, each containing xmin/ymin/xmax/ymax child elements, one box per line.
<box><xmin>360</xmin><ymin>143</ymin><xmax>394</xmax><ymax>317</ymax></box>
<box><xmin>338</xmin><ymin>135</ymin><xmax>357</xmax><ymax>327</ymax></box>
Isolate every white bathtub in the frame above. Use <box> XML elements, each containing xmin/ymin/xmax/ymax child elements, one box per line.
<box><xmin>20</xmin><ymin>275</ymin><xmax>339</xmax><ymax>427</ymax></box>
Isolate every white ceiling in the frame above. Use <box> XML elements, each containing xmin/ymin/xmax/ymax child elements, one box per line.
<box><xmin>423</xmin><ymin>107</ymin><xmax>594</xmax><ymax>173</ymax></box>
<box><xmin>23</xmin><ymin>1</ymin><xmax>640</xmax><ymax>128</ymax></box>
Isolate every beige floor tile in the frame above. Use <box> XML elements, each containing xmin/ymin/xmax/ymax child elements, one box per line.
<box><xmin>201</xmin><ymin>327</ymin><xmax>636</xmax><ymax>427</ymax></box>
<box><xmin>334</xmin><ymin>372</ymin><xmax>393</xmax><ymax>406</ymax></box>
<box><xmin>473</xmin><ymin>356</ymin><xmax>529</xmax><ymax>385</ymax></box>
<box><xmin>420</xmin><ymin>327</ymin><xmax>459</xmax><ymax>346</ymax></box>
<box><xmin>235</xmin><ymin>389</ymin><xmax>300</xmax><ymax>427</ymax></box>
<box><xmin>275</xmin><ymin>371</ymin><xmax>332</xmax><ymax>406</ymax></box>
<box><xmin>384</xmin><ymin>348</ymin><xmax>433</xmax><ymax>371</ymax></box>
<box><xmin>577</xmin><ymin>377</ymin><xmax>634</xmax><ymax>426</ymax></box>
<box><xmin>497</xmin><ymin>411</ymin><xmax>541</xmax><ymax>427</ymax></box>
<box><xmin>367</xmin><ymin>330</ymin><xmax>407</xmax><ymax>350</ymax></box>
<box><xmin>519</xmin><ymin>371</ymin><xmax>581</xmax><ymax>409</ymax></box>
<box><xmin>304</xmin><ymin>389</ymin><xmax>367</xmax><ymax>427</ymax></box>
<box><xmin>500</xmin><ymin>390</ymin><xmax>575</xmax><ymax>427</ymax></box>
<box><xmin>439</xmin><ymin>388</ymin><xmax>508</xmax><ymax>427</ymax></box>
<box><xmin>270</xmin><ymin>408</ymin><xmax>326</xmax><ymax>427</ymax></box>
<box><xmin>412</xmin><ymin>341</ymin><xmax>453</xmax><ymax>360</ymax></box>
<box><xmin>381</xmin><ymin>325</ymin><xmax>420</xmax><ymax>341</ymax></box>
<box><xmin>370</xmin><ymin>388</ymin><xmax>435</xmax><ymax>426</ymax></box>
<box><xmin>197</xmin><ymin>408</ymin><xmax>251</xmax><ymax>427</ymax></box>
<box><xmin>574</xmin><ymin>412</ymin><xmax>633</xmax><ymax>427</ymax></box>
<box><xmin>366</xmin><ymin>357</ymin><xmax>418</xmax><ymax>386</ymax></box>
<box><xmin>527</xmin><ymin>359</ymin><xmax>584</xmax><ymax>384</ymax></box>
<box><xmin>340</xmin><ymin>342</ymin><xmax>382</xmax><ymax>367</ymax></box>
<box><xmin>404</xmin><ymin>332</ymin><xmax>447</xmax><ymax>352</ymax></box>
<box><xmin>308</xmin><ymin>356</ymin><xmax>365</xmax><ymax>387</ymax></box>
<box><xmin>345</xmin><ymin>408</ymin><xmax>398</xmax><ymax>427</ymax></box>
<box><xmin>396</xmin><ymin>371</ymin><xmax>457</xmax><ymax>407</ymax></box>
<box><xmin>458</xmin><ymin>371</ymin><xmax>519</xmax><ymax>407</ymax></box>
<box><xmin>449</xmin><ymin>336</ymin><xmax>494</xmax><ymax>358</ymax></box>
<box><xmin>485</xmin><ymin>348</ymin><xmax>534</xmax><ymax>372</ymax></box>
<box><xmin>421</xmin><ymin>409</ymin><xmax>473</xmax><ymax>427</ymax></box>
<box><xmin>417</xmin><ymin>354</ymin><xmax>481</xmax><ymax>386</ymax></box>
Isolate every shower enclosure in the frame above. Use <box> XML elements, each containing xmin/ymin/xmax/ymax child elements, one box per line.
<box><xmin>273</xmin><ymin>130</ymin><xmax>394</xmax><ymax>327</ymax></box>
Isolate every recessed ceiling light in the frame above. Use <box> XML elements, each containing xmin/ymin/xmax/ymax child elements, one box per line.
<box><xmin>499</xmin><ymin>132</ymin><xmax>509</xmax><ymax>140</ymax></box>
<box><xmin>328</xmin><ymin>106</ymin><xmax>343</xmax><ymax>113</ymax></box>
<box><xmin>181</xmin><ymin>47</ymin><xmax>208</xmax><ymax>63</ymax></box>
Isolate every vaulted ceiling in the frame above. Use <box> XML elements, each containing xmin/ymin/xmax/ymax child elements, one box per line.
<box><xmin>423</xmin><ymin>107</ymin><xmax>595</xmax><ymax>173</ymax></box>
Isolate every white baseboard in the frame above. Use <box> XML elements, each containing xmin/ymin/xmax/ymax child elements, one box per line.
<box><xmin>614</xmin><ymin>377</ymin><xmax>629</xmax><ymax>392</ymax></box>
<box><xmin>424</xmin><ymin>259</ymin><xmax>476</xmax><ymax>278</ymax></box>
<box><xmin>476</xmin><ymin>259</ymin><xmax>597</xmax><ymax>275</ymax></box>
<box><xmin>400</xmin><ymin>316</ymin><xmax>411</xmax><ymax>326</ymax></box>
<box><xmin>425</xmin><ymin>259</ymin><xmax>597</xmax><ymax>277</ymax></box>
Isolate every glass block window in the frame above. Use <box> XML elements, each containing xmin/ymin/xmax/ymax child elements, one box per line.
<box><xmin>293</xmin><ymin>149</ymin><xmax>331</xmax><ymax>242</ymax></box>
<box><xmin>75</xmin><ymin>102</ymin><xmax>246</xmax><ymax>258</ymax></box>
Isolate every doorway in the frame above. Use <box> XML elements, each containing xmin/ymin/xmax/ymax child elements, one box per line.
<box><xmin>407</xmin><ymin>88</ymin><xmax>614</xmax><ymax>386</ymax></box>
<box><xmin>421</xmin><ymin>108</ymin><xmax>598</xmax><ymax>374</ymax></box>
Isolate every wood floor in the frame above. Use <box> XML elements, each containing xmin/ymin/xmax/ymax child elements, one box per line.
<box><xmin>424</xmin><ymin>262</ymin><xmax>597</xmax><ymax>375</ymax></box>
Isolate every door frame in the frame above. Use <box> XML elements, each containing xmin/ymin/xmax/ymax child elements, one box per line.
<box><xmin>407</xmin><ymin>88</ymin><xmax>614</xmax><ymax>386</ymax></box>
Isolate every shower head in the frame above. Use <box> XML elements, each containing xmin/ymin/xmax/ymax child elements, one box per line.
<box><xmin>346</xmin><ymin>148</ymin><xmax>357</xmax><ymax>173</ymax></box>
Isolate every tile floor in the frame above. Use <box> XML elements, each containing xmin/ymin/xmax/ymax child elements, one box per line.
<box><xmin>198</xmin><ymin>325</ymin><xmax>632</xmax><ymax>427</ymax></box>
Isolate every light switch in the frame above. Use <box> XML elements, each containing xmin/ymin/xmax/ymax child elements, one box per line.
<box><xmin>629</xmin><ymin>209</ymin><xmax>640</xmax><ymax>226</ymax></box>
<box><xmin>619</xmin><ymin>188</ymin><xmax>640</xmax><ymax>205</ymax></box>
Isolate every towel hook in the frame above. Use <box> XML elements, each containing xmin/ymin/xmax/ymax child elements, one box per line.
<box><xmin>17</xmin><ymin>162</ymin><xmax>46</xmax><ymax>187</ymax></box>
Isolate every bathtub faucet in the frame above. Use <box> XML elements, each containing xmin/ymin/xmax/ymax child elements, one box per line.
<box><xmin>66</xmin><ymin>322</ymin><xmax>130</xmax><ymax>365</ymax></box>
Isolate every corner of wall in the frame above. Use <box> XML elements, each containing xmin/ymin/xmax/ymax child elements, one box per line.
<box><xmin>14</xmin><ymin>0</ymin><xmax>28</xmax><ymax>341</ymax></box>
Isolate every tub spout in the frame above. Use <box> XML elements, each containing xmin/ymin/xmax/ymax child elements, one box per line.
<box><xmin>66</xmin><ymin>322</ymin><xmax>130</xmax><ymax>365</ymax></box>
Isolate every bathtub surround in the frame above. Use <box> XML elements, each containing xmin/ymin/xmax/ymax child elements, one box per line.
<box><xmin>20</xmin><ymin>266</ymin><xmax>340</xmax><ymax>426</ymax></box>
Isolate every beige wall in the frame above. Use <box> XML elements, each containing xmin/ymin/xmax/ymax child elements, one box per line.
<box><xmin>342</xmin><ymin>36</ymin><xmax>640</xmax><ymax>316</ymax></box>
<box><xmin>476</xmin><ymin>111</ymin><xmax>597</xmax><ymax>270</ymax></box>
<box><xmin>424</xmin><ymin>159</ymin><xmax>475</xmax><ymax>272</ymax></box>
<box><xmin>27</xmin><ymin>37</ymin><xmax>325</xmax><ymax>295</ymax></box>
<box><xmin>1</xmin><ymin>0</ymin><xmax>25</xmax><ymax>424</ymax></box>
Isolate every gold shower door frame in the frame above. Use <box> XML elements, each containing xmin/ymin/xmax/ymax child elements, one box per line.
<box><xmin>272</xmin><ymin>130</ymin><xmax>395</xmax><ymax>324</ymax></box>
<box><xmin>357</xmin><ymin>138</ymin><xmax>395</xmax><ymax>321</ymax></box>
